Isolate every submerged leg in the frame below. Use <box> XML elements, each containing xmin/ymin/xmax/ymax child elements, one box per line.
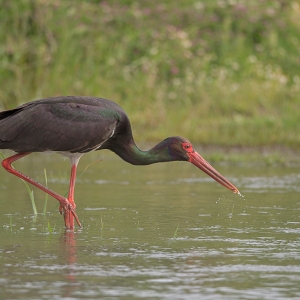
<box><xmin>2</xmin><ymin>152</ymin><xmax>81</xmax><ymax>229</ymax></box>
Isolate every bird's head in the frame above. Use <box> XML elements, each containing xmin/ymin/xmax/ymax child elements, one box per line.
<box><xmin>166</xmin><ymin>136</ymin><xmax>239</xmax><ymax>194</ymax></box>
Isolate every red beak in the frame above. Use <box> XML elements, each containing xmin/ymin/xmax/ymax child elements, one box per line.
<box><xmin>188</xmin><ymin>151</ymin><xmax>239</xmax><ymax>194</ymax></box>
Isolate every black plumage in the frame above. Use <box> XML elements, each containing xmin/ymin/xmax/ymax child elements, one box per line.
<box><xmin>0</xmin><ymin>96</ymin><xmax>124</xmax><ymax>153</ymax></box>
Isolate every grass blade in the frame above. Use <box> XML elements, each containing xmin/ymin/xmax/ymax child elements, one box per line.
<box><xmin>43</xmin><ymin>168</ymin><xmax>48</xmax><ymax>215</ymax></box>
<box><xmin>173</xmin><ymin>224</ymin><xmax>179</xmax><ymax>239</ymax></box>
<box><xmin>0</xmin><ymin>152</ymin><xmax>6</xmax><ymax>160</ymax></box>
<box><xmin>79</xmin><ymin>159</ymin><xmax>103</xmax><ymax>179</ymax></box>
<box><xmin>47</xmin><ymin>219</ymin><xmax>53</xmax><ymax>234</ymax></box>
<box><xmin>100</xmin><ymin>213</ymin><xmax>104</xmax><ymax>229</ymax></box>
<box><xmin>64</xmin><ymin>159</ymin><xmax>102</xmax><ymax>197</ymax></box>
<box><xmin>22</xmin><ymin>180</ymin><xmax>38</xmax><ymax>215</ymax></box>
<box><xmin>9</xmin><ymin>215</ymin><xmax>12</xmax><ymax>231</ymax></box>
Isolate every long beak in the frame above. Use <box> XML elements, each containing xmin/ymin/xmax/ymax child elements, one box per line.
<box><xmin>188</xmin><ymin>151</ymin><xmax>239</xmax><ymax>194</ymax></box>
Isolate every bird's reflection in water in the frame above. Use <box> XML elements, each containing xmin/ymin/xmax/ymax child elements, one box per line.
<box><xmin>60</xmin><ymin>230</ymin><xmax>79</xmax><ymax>297</ymax></box>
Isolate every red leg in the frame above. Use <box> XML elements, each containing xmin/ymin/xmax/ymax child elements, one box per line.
<box><xmin>2</xmin><ymin>153</ymin><xmax>82</xmax><ymax>229</ymax></box>
<box><xmin>59</xmin><ymin>163</ymin><xmax>79</xmax><ymax>229</ymax></box>
<box><xmin>66</xmin><ymin>164</ymin><xmax>77</xmax><ymax>230</ymax></box>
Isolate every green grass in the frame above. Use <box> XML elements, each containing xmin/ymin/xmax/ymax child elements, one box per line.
<box><xmin>0</xmin><ymin>0</ymin><xmax>299</xmax><ymax>148</ymax></box>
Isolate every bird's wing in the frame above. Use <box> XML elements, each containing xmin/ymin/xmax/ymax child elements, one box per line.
<box><xmin>0</xmin><ymin>102</ymin><xmax>120</xmax><ymax>153</ymax></box>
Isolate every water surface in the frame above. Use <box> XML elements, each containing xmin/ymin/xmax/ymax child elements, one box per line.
<box><xmin>0</xmin><ymin>152</ymin><xmax>300</xmax><ymax>299</ymax></box>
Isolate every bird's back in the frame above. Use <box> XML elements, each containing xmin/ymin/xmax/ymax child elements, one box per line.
<box><xmin>0</xmin><ymin>96</ymin><xmax>127</xmax><ymax>153</ymax></box>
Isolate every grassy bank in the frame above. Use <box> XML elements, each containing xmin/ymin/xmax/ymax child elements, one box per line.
<box><xmin>0</xmin><ymin>0</ymin><xmax>299</xmax><ymax>149</ymax></box>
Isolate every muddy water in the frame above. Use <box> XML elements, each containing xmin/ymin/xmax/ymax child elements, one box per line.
<box><xmin>0</xmin><ymin>152</ymin><xmax>300</xmax><ymax>299</ymax></box>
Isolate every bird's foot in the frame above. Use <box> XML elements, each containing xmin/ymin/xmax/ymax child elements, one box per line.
<box><xmin>71</xmin><ymin>209</ymin><xmax>82</xmax><ymax>228</ymax></box>
<box><xmin>61</xmin><ymin>202</ymin><xmax>82</xmax><ymax>229</ymax></box>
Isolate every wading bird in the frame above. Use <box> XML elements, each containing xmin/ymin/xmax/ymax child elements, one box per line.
<box><xmin>0</xmin><ymin>96</ymin><xmax>239</xmax><ymax>229</ymax></box>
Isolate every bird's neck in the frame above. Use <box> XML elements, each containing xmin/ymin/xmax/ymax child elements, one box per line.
<box><xmin>111</xmin><ymin>139</ymin><xmax>173</xmax><ymax>166</ymax></box>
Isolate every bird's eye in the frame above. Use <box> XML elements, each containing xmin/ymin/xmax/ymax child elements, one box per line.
<box><xmin>182</xmin><ymin>142</ymin><xmax>193</xmax><ymax>153</ymax></box>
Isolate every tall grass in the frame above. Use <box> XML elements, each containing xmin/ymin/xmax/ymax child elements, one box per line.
<box><xmin>0</xmin><ymin>0</ymin><xmax>299</xmax><ymax>147</ymax></box>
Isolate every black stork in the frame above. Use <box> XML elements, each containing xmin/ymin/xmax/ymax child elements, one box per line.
<box><xmin>0</xmin><ymin>96</ymin><xmax>239</xmax><ymax>229</ymax></box>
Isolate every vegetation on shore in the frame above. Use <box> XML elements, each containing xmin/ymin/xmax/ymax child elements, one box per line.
<box><xmin>0</xmin><ymin>0</ymin><xmax>299</xmax><ymax>151</ymax></box>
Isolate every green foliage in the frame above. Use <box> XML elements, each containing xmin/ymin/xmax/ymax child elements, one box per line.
<box><xmin>0</xmin><ymin>0</ymin><xmax>299</xmax><ymax>147</ymax></box>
